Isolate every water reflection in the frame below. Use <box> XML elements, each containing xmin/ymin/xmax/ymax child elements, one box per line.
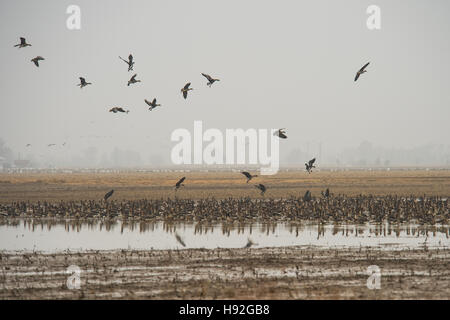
<box><xmin>0</xmin><ymin>218</ymin><xmax>448</xmax><ymax>252</ymax></box>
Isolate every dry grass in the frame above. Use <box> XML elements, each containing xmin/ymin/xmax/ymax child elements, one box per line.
<box><xmin>0</xmin><ymin>170</ymin><xmax>449</xmax><ymax>203</ymax></box>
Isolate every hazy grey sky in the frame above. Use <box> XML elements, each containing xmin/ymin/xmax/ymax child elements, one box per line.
<box><xmin>1</xmin><ymin>0</ymin><xmax>449</xmax><ymax>166</ymax></box>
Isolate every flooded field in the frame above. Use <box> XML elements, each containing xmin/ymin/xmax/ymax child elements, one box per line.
<box><xmin>1</xmin><ymin>220</ymin><xmax>449</xmax><ymax>252</ymax></box>
<box><xmin>0</xmin><ymin>170</ymin><xmax>449</xmax><ymax>299</ymax></box>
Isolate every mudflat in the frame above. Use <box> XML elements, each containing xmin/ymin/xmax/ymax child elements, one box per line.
<box><xmin>1</xmin><ymin>246</ymin><xmax>449</xmax><ymax>299</ymax></box>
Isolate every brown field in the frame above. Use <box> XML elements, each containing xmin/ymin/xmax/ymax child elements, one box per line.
<box><xmin>1</xmin><ymin>246</ymin><xmax>449</xmax><ymax>299</ymax></box>
<box><xmin>1</xmin><ymin>169</ymin><xmax>449</xmax><ymax>300</ymax></box>
<box><xmin>0</xmin><ymin>169</ymin><xmax>449</xmax><ymax>203</ymax></box>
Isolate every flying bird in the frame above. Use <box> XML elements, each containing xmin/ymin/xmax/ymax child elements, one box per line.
<box><xmin>77</xmin><ymin>77</ymin><xmax>92</xmax><ymax>89</ymax></box>
<box><xmin>119</xmin><ymin>54</ymin><xmax>134</xmax><ymax>71</ymax></box>
<box><xmin>181</xmin><ymin>82</ymin><xmax>193</xmax><ymax>99</ymax></box>
<box><xmin>241</xmin><ymin>171</ymin><xmax>257</xmax><ymax>183</ymax></box>
<box><xmin>25</xmin><ymin>144</ymin><xmax>31</xmax><ymax>147</ymax></box>
<box><xmin>104</xmin><ymin>189</ymin><xmax>114</xmax><ymax>201</ymax></box>
<box><xmin>14</xmin><ymin>37</ymin><xmax>31</xmax><ymax>48</ymax></box>
<box><xmin>354</xmin><ymin>62</ymin><xmax>370</xmax><ymax>81</ymax></box>
<box><xmin>244</xmin><ymin>238</ymin><xmax>255</xmax><ymax>248</ymax></box>
<box><xmin>109</xmin><ymin>107</ymin><xmax>129</xmax><ymax>113</ymax></box>
<box><xmin>31</xmin><ymin>56</ymin><xmax>44</xmax><ymax>67</ymax></box>
<box><xmin>127</xmin><ymin>74</ymin><xmax>141</xmax><ymax>86</ymax></box>
<box><xmin>305</xmin><ymin>158</ymin><xmax>316</xmax><ymax>173</ymax></box>
<box><xmin>145</xmin><ymin>98</ymin><xmax>161</xmax><ymax>111</ymax></box>
<box><xmin>47</xmin><ymin>144</ymin><xmax>56</xmax><ymax>147</ymax></box>
<box><xmin>274</xmin><ymin>128</ymin><xmax>287</xmax><ymax>139</ymax></box>
<box><xmin>255</xmin><ymin>184</ymin><xmax>266</xmax><ymax>196</ymax></box>
<box><xmin>175</xmin><ymin>177</ymin><xmax>186</xmax><ymax>191</ymax></box>
<box><xmin>201</xmin><ymin>73</ymin><xmax>220</xmax><ymax>87</ymax></box>
<box><xmin>175</xmin><ymin>233</ymin><xmax>186</xmax><ymax>247</ymax></box>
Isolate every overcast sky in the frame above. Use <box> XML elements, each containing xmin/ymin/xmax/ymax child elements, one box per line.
<box><xmin>1</xmin><ymin>0</ymin><xmax>449</xmax><ymax>166</ymax></box>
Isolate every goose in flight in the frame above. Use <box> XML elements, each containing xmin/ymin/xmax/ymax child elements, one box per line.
<box><xmin>77</xmin><ymin>77</ymin><xmax>92</xmax><ymax>89</ymax></box>
<box><xmin>47</xmin><ymin>144</ymin><xmax>56</xmax><ymax>147</ymax></box>
<box><xmin>104</xmin><ymin>189</ymin><xmax>114</xmax><ymax>201</ymax></box>
<box><xmin>181</xmin><ymin>82</ymin><xmax>193</xmax><ymax>99</ymax></box>
<box><xmin>244</xmin><ymin>238</ymin><xmax>255</xmax><ymax>248</ymax></box>
<box><xmin>127</xmin><ymin>74</ymin><xmax>141</xmax><ymax>86</ymax></box>
<box><xmin>14</xmin><ymin>37</ymin><xmax>31</xmax><ymax>48</ymax></box>
<box><xmin>274</xmin><ymin>128</ymin><xmax>287</xmax><ymax>139</ymax></box>
<box><xmin>241</xmin><ymin>171</ymin><xmax>257</xmax><ymax>183</ymax></box>
<box><xmin>175</xmin><ymin>177</ymin><xmax>186</xmax><ymax>191</ymax></box>
<box><xmin>119</xmin><ymin>54</ymin><xmax>134</xmax><ymax>71</ymax></box>
<box><xmin>31</xmin><ymin>56</ymin><xmax>44</xmax><ymax>67</ymax></box>
<box><xmin>175</xmin><ymin>233</ymin><xmax>186</xmax><ymax>247</ymax></box>
<box><xmin>354</xmin><ymin>62</ymin><xmax>370</xmax><ymax>81</ymax></box>
<box><xmin>25</xmin><ymin>144</ymin><xmax>32</xmax><ymax>147</ymax></box>
<box><xmin>145</xmin><ymin>98</ymin><xmax>161</xmax><ymax>111</ymax></box>
<box><xmin>109</xmin><ymin>107</ymin><xmax>129</xmax><ymax>113</ymax></box>
<box><xmin>255</xmin><ymin>183</ymin><xmax>266</xmax><ymax>196</ymax></box>
<box><xmin>201</xmin><ymin>73</ymin><xmax>220</xmax><ymax>87</ymax></box>
<box><xmin>305</xmin><ymin>157</ymin><xmax>316</xmax><ymax>173</ymax></box>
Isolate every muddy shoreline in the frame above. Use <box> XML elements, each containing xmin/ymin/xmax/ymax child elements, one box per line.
<box><xmin>1</xmin><ymin>246</ymin><xmax>449</xmax><ymax>299</ymax></box>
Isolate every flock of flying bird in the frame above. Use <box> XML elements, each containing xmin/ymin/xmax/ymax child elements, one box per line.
<box><xmin>14</xmin><ymin>36</ymin><xmax>372</xmax><ymax>201</ymax></box>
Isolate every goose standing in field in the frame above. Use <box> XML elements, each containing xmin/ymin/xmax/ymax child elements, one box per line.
<box><xmin>31</xmin><ymin>56</ymin><xmax>44</xmax><ymax>67</ymax></box>
<box><xmin>127</xmin><ymin>74</ymin><xmax>141</xmax><ymax>86</ymax></box>
<box><xmin>145</xmin><ymin>98</ymin><xmax>161</xmax><ymax>111</ymax></box>
<box><xmin>119</xmin><ymin>54</ymin><xmax>134</xmax><ymax>71</ymax></box>
<box><xmin>109</xmin><ymin>107</ymin><xmax>129</xmax><ymax>114</ymax></box>
<box><xmin>274</xmin><ymin>128</ymin><xmax>287</xmax><ymax>139</ymax></box>
<box><xmin>255</xmin><ymin>183</ymin><xmax>266</xmax><ymax>196</ymax></box>
<box><xmin>354</xmin><ymin>62</ymin><xmax>370</xmax><ymax>81</ymax></box>
<box><xmin>104</xmin><ymin>189</ymin><xmax>114</xmax><ymax>201</ymax></box>
<box><xmin>175</xmin><ymin>177</ymin><xmax>186</xmax><ymax>191</ymax></box>
<box><xmin>303</xmin><ymin>190</ymin><xmax>312</xmax><ymax>202</ymax></box>
<box><xmin>201</xmin><ymin>73</ymin><xmax>220</xmax><ymax>87</ymax></box>
<box><xmin>181</xmin><ymin>82</ymin><xmax>193</xmax><ymax>99</ymax></box>
<box><xmin>14</xmin><ymin>37</ymin><xmax>31</xmax><ymax>48</ymax></box>
<box><xmin>241</xmin><ymin>171</ymin><xmax>257</xmax><ymax>183</ymax></box>
<box><xmin>77</xmin><ymin>77</ymin><xmax>92</xmax><ymax>89</ymax></box>
<box><xmin>321</xmin><ymin>188</ymin><xmax>330</xmax><ymax>198</ymax></box>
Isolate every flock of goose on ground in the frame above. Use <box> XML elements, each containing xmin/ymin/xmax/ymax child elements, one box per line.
<box><xmin>0</xmin><ymin>195</ymin><xmax>448</xmax><ymax>224</ymax></box>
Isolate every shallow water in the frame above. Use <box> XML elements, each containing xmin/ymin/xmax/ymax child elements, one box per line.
<box><xmin>0</xmin><ymin>220</ymin><xmax>448</xmax><ymax>252</ymax></box>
